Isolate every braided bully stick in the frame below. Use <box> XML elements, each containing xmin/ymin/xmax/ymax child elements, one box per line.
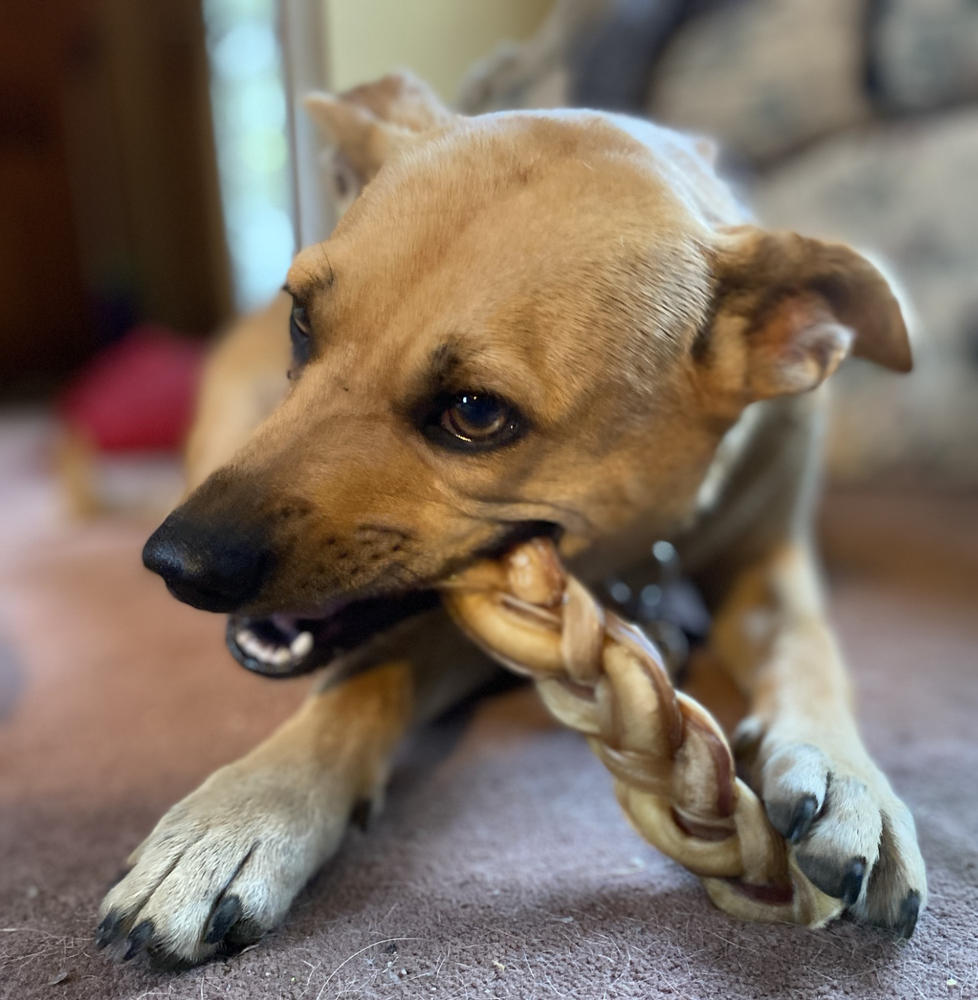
<box><xmin>441</xmin><ymin>538</ymin><xmax>842</xmax><ymax>928</ymax></box>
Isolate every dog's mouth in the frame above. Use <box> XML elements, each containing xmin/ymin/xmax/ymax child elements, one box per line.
<box><xmin>226</xmin><ymin>589</ymin><xmax>440</xmax><ymax>678</ymax></box>
<box><xmin>226</xmin><ymin>520</ymin><xmax>560</xmax><ymax>679</ymax></box>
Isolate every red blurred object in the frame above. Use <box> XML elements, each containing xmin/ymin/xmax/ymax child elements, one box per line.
<box><xmin>59</xmin><ymin>327</ymin><xmax>205</xmax><ymax>453</ymax></box>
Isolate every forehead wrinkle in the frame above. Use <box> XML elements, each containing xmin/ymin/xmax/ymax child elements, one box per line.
<box><xmin>410</xmin><ymin>336</ymin><xmax>553</xmax><ymax>419</ymax></box>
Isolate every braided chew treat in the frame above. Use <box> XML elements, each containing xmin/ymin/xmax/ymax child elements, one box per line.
<box><xmin>441</xmin><ymin>538</ymin><xmax>842</xmax><ymax>927</ymax></box>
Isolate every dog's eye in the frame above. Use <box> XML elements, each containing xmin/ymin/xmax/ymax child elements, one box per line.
<box><xmin>443</xmin><ymin>394</ymin><xmax>508</xmax><ymax>439</ymax></box>
<box><xmin>426</xmin><ymin>392</ymin><xmax>523</xmax><ymax>451</ymax></box>
<box><xmin>288</xmin><ymin>302</ymin><xmax>312</xmax><ymax>377</ymax></box>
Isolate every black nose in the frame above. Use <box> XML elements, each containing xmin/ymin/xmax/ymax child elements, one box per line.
<box><xmin>142</xmin><ymin>511</ymin><xmax>272</xmax><ymax>612</ymax></box>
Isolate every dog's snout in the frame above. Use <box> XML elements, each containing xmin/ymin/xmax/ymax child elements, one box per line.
<box><xmin>142</xmin><ymin>511</ymin><xmax>272</xmax><ymax>612</ymax></box>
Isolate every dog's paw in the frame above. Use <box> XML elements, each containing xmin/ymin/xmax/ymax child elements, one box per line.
<box><xmin>736</xmin><ymin>722</ymin><xmax>926</xmax><ymax>936</ymax></box>
<box><xmin>95</xmin><ymin>762</ymin><xmax>355</xmax><ymax>967</ymax></box>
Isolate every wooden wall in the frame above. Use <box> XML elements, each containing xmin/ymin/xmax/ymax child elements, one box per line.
<box><xmin>0</xmin><ymin>0</ymin><xmax>230</xmax><ymax>394</ymax></box>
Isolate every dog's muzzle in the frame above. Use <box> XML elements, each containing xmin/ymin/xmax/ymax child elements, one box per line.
<box><xmin>224</xmin><ymin>520</ymin><xmax>562</xmax><ymax>679</ymax></box>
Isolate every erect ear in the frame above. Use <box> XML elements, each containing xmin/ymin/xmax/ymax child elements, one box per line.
<box><xmin>304</xmin><ymin>71</ymin><xmax>456</xmax><ymax>187</ymax></box>
<box><xmin>693</xmin><ymin>227</ymin><xmax>912</xmax><ymax>409</ymax></box>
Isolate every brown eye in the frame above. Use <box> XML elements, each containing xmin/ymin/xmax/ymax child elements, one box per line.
<box><xmin>291</xmin><ymin>302</ymin><xmax>311</xmax><ymax>335</ymax></box>
<box><xmin>426</xmin><ymin>392</ymin><xmax>523</xmax><ymax>452</ymax></box>
<box><xmin>288</xmin><ymin>302</ymin><xmax>312</xmax><ymax>376</ymax></box>
<box><xmin>441</xmin><ymin>393</ymin><xmax>509</xmax><ymax>439</ymax></box>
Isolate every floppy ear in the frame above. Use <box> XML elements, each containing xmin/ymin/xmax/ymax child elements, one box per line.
<box><xmin>304</xmin><ymin>71</ymin><xmax>456</xmax><ymax>187</ymax></box>
<box><xmin>694</xmin><ymin>227</ymin><xmax>912</xmax><ymax>410</ymax></box>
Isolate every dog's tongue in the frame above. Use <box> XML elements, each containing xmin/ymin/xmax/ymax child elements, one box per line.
<box><xmin>269</xmin><ymin>596</ymin><xmax>352</xmax><ymax>637</ymax></box>
<box><xmin>269</xmin><ymin>613</ymin><xmax>304</xmax><ymax>639</ymax></box>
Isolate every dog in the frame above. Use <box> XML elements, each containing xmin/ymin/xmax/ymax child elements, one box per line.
<box><xmin>96</xmin><ymin>72</ymin><xmax>926</xmax><ymax>966</ymax></box>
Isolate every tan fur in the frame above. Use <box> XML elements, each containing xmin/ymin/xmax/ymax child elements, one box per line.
<box><xmin>99</xmin><ymin>73</ymin><xmax>925</xmax><ymax>964</ymax></box>
<box><xmin>184</xmin><ymin>293</ymin><xmax>292</xmax><ymax>491</ymax></box>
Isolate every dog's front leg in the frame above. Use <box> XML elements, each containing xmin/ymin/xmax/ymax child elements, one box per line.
<box><xmin>709</xmin><ymin>542</ymin><xmax>926</xmax><ymax>935</ymax></box>
<box><xmin>96</xmin><ymin>614</ymin><xmax>494</xmax><ymax>967</ymax></box>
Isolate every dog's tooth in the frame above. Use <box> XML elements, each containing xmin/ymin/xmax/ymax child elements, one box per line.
<box><xmin>238</xmin><ymin>626</ymin><xmax>311</xmax><ymax>665</ymax></box>
<box><xmin>291</xmin><ymin>631</ymin><xmax>313</xmax><ymax>658</ymax></box>
<box><xmin>238</xmin><ymin>631</ymin><xmax>262</xmax><ymax>656</ymax></box>
<box><xmin>242</xmin><ymin>633</ymin><xmax>278</xmax><ymax>664</ymax></box>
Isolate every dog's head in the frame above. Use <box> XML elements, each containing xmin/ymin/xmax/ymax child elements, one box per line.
<box><xmin>144</xmin><ymin>73</ymin><xmax>911</xmax><ymax>676</ymax></box>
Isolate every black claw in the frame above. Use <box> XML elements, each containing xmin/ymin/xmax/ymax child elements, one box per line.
<box><xmin>122</xmin><ymin>919</ymin><xmax>154</xmax><ymax>961</ymax></box>
<box><xmin>841</xmin><ymin>857</ymin><xmax>867</xmax><ymax>906</ymax></box>
<box><xmin>204</xmin><ymin>894</ymin><xmax>243</xmax><ymax>944</ymax></box>
<box><xmin>786</xmin><ymin>795</ymin><xmax>818</xmax><ymax>844</ymax></box>
<box><xmin>896</xmin><ymin>890</ymin><xmax>921</xmax><ymax>939</ymax></box>
<box><xmin>95</xmin><ymin>910</ymin><xmax>123</xmax><ymax>950</ymax></box>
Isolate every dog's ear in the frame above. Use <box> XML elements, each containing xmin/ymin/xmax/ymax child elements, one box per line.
<box><xmin>694</xmin><ymin>227</ymin><xmax>912</xmax><ymax>410</ymax></box>
<box><xmin>327</xmin><ymin>71</ymin><xmax>455</xmax><ymax>134</ymax></box>
<box><xmin>304</xmin><ymin>71</ymin><xmax>455</xmax><ymax>187</ymax></box>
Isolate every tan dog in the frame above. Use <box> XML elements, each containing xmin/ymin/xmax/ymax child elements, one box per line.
<box><xmin>97</xmin><ymin>73</ymin><xmax>925</xmax><ymax>966</ymax></box>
